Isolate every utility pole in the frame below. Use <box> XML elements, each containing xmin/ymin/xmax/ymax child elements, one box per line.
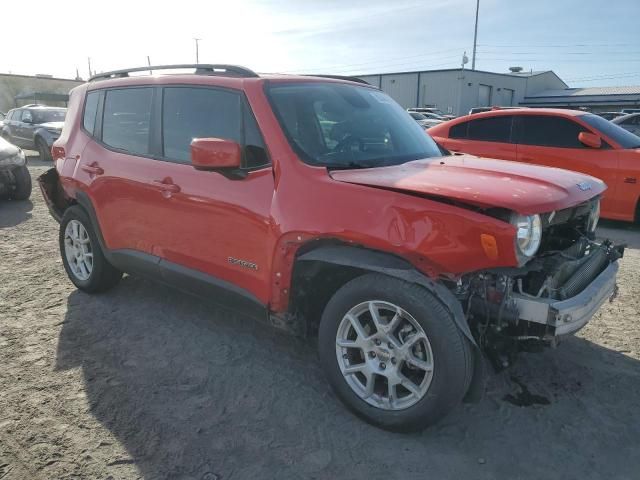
<box><xmin>194</xmin><ymin>38</ymin><xmax>201</xmax><ymax>64</ymax></box>
<box><xmin>147</xmin><ymin>55</ymin><xmax>152</xmax><ymax>74</ymax></box>
<box><xmin>472</xmin><ymin>0</ymin><xmax>480</xmax><ymax>70</ymax></box>
<box><xmin>87</xmin><ymin>57</ymin><xmax>92</xmax><ymax>78</ymax></box>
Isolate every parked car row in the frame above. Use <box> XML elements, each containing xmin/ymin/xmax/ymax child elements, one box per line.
<box><xmin>37</xmin><ymin>65</ymin><xmax>623</xmax><ymax>432</ymax></box>
<box><xmin>0</xmin><ymin>104</ymin><xmax>67</xmax><ymax>161</ymax></box>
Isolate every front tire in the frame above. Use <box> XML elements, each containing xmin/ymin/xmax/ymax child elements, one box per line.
<box><xmin>59</xmin><ymin>206</ymin><xmax>122</xmax><ymax>292</ymax></box>
<box><xmin>318</xmin><ymin>273</ymin><xmax>473</xmax><ymax>432</ymax></box>
<box><xmin>10</xmin><ymin>165</ymin><xmax>32</xmax><ymax>200</ymax></box>
<box><xmin>36</xmin><ymin>137</ymin><xmax>52</xmax><ymax>161</ymax></box>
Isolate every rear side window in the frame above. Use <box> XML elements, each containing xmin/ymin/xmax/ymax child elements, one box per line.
<box><xmin>83</xmin><ymin>91</ymin><xmax>100</xmax><ymax>135</ymax></box>
<box><xmin>162</xmin><ymin>87</ymin><xmax>241</xmax><ymax>163</ymax></box>
<box><xmin>516</xmin><ymin>115</ymin><xmax>587</xmax><ymax>148</ymax></box>
<box><xmin>102</xmin><ymin>88</ymin><xmax>153</xmax><ymax>155</ymax></box>
<box><xmin>449</xmin><ymin>121</ymin><xmax>468</xmax><ymax>139</ymax></box>
<box><xmin>467</xmin><ymin>116</ymin><xmax>512</xmax><ymax>143</ymax></box>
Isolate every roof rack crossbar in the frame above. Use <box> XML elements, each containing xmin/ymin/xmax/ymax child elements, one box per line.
<box><xmin>89</xmin><ymin>64</ymin><xmax>259</xmax><ymax>82</ymax></box>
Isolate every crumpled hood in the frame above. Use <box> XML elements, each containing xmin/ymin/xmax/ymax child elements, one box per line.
<box><xmin>0</xmin><ymin>136</ymin><xmax>20</xmax><ymax>161</ymax></box>
<box><xmin>39</xmin><ymin>121</ymin><xmax>64</xmax><ymax>130</ymax></box>
<box><xmin>330</xmin><ymin>155</ymin><xmax>606</xmax><ymax>215</ymax></box>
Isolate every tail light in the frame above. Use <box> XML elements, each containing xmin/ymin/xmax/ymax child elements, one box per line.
<box><xmin>52</xmin><ymin>145</ymin><xmax>65</xmax><ymax>162</ymax></box>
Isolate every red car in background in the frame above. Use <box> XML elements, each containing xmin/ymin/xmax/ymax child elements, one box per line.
<box><xmin>428</xmin><ymin>108</ymin><xmax>640</xmax><ymax>222</ymax></box>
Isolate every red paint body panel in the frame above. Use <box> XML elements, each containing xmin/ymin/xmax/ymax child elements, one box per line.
<box><xmin>330</xmin><ymin>155</ymin><xmax>605</xmax><ymax>215</ymax></box>
<box><xmin>429</xmin><ymin>108</ymin><xmax>640</xmax><ymax>221</ymax></box>
<box><xmin>54</xmin><ymin>80</ymin><xmax>604</xmax><ymax>313</ymax></box>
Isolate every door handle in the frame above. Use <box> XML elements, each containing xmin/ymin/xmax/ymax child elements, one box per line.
<box><xmin>81</xmin><ymin>164</ymin><xmax>104</xmax><ymax>175</ymax></box>
<box><xmin>153</xmin><ymin>180</ymin><xmax>181</xmax><ymax>193</ymax></box>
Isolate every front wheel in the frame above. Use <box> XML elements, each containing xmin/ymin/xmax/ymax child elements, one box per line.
<box><xmin>10</xmin><ymin>165</ymin><xmax>32</xmax><ymax>200</ymax></box>
<box><xmin>59</xmin><ymin>206</ymin><xmax>122</xmax><ymax>292</ymax></box>
<box><xmin>318</xmin><ymin>273</ymin><xmax>473</xmax><ymax>432</ymax></box>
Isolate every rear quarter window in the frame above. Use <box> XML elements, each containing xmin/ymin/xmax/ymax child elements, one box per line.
<box><xmin>467</xmin><ymin>116</ymin><xmax>513</xmax><ymax>143</ymax></box>
<box><xmin>82</xmin><ymin>91</ymin><xmax>100</xmax><ymax>135</ymax></box>
<box><xmin>449</xmin><ymin>121</ymin><xmax>468</xmax><ymax>139</ymax></box>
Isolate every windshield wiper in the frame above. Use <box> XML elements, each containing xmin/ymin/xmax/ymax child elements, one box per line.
<box><xmin>323</xmin><ymin>162</ymin><xmax>377</xmax><ymax>170</ymax></box>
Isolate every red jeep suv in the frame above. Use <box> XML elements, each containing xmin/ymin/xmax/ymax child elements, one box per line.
<box><xmin>39</xmin><ymin>64</ymin><xmax>622</xmax><ymax>431</ymax></box>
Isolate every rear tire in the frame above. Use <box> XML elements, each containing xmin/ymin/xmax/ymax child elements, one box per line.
<box><xmin>36</xmin><ymin>137</ymin><xmax>52</xmax><ymax>161</ymax></box>
<box><xmin>59</xmin><ymin>206</ymin><xmax>122</xmax><ymax>293</ymax></box>
<box><xmin>10</xmin><ymin>165</ymin><xmax>32</xmax><ymax>200</ymax></box>
<box><xmin>318</xmin><ymin>273</ymin><xmax>473</xmax><ymax>432</ymax></box>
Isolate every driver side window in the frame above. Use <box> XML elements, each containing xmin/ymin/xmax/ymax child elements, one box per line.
<box><xmin>21</xmin><ymin>110</ymin><xmax>32</xmax><ymax>123</ymax></box>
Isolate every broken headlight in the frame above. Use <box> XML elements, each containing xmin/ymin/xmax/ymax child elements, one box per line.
<box><xmin>512</xmin><ymin>213</ymin><xmax>542</xmax><ymax>263</ymax></box>
<box><xmin>587</xmin><ymin>199</ymin><xmax>600</xmax><ymax>232</ymax></box>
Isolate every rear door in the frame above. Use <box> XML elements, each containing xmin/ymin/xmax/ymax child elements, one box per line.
<box><xmin>514</xmin><ymin>114</ymin><xmax>619</xmax><ymax>215</ymax></box>
<box><xmin>445</xmin><ymin>115</ymin><xmax>517</xmax><ymax>160</ymax></box>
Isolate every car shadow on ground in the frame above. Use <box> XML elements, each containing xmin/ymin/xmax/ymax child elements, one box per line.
<box><xmin>0</xmin><ymin>199</ymin><xmax>33</xmax><ymax>228</ymax></box>
<box><xmin>55</xmin><ymin>276</ymin><xmax>640</xmax><ymax>480</ymax></box>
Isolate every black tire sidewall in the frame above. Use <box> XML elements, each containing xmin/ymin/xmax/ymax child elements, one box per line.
<box><xmin>318</xmin><ymin>273</ymin><xmax>471</xmax><ymax>431</ymax></box>
<box><xmin>37</xmin><ymin>138</ymin><xmax>51</xmax><ymax>161</ymax></box>
<box><xmin>10</xmin><ymin>165</ymin><xmax>32</xmax><ymax>200</ymax></box>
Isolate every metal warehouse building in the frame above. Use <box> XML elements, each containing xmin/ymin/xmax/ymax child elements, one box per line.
<box><xmin>357</xmin><ymin>68</ymin><xmax>567</xmax><ymax>116</ymax></box>
<box><xmin>521</xmin><ymin>86</ymin><xmax>640</xmax><ymax>112</ymax></box>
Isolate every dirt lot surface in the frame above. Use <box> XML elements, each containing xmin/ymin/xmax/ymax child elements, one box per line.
<box><xmin>1</xmin><ymin>159</ymin><xmax>639</xmax><ymax>480</ymax></box>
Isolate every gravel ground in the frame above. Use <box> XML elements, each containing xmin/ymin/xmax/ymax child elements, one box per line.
<box><xmin>1</xmin><ymin>159</ymin><xmax>639</xmax><ymax>480</ymax></box>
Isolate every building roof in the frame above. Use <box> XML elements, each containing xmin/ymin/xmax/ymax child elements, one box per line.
<box><xmin>0</xmin><ymin>72</ymin><xmax>82</xmax><ymax>83</ymax></box>
<box><xmin>527</xmin><ymin>86</ymin><xmax>640</xmax><ymax>98</ymax></box>
<box><xmin>356</xmin><ymin>68</ymin><xmax>550</xmax><ymax>79</ymax></box>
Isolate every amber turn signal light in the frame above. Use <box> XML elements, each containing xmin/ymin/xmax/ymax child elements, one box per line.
<box><xmin>480</xmin><ymin>234</ymin><xmax>499</xmax><ymax>260</ymax></box>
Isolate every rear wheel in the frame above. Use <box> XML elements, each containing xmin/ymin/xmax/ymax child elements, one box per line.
<box><xmin>59</xmin><ymin>206</ymin><xmax>122</xmax><ymax>292</ymax></box>
<box><xmin>318</xmin><ymin>273</ymin><xmax>473</xmax><ymax>431</ymax></box>
<box><xmin>10</xmin><ymin>165</ymin><xmax>32</xmax><ymax>200</ymax></box>
<box><xmin>36</xmin><ymin>137</ymin><xmax>52</xmax><ymax>161</ymax></box>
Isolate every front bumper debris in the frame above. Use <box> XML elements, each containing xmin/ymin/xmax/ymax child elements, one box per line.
<box><xmin>512</xmin><ymin>260</ymin><xmax>619</xmax><ymax>337</ymax></box>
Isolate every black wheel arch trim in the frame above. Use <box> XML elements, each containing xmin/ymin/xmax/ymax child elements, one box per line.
<box><xmin>296</xmin><ymin>244</ymin><xmax>486</xmax><ymax>402</ymax></box>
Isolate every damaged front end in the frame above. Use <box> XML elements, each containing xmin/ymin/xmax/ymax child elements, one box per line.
<box><xmin>453</xmin><ymin>199</ymin><xmax>624</xmax><ymax>369</ymax></box>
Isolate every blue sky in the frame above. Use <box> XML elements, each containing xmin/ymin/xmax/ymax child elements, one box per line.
<box><xmin>2</xmin><ymin>0</ymin><xmax>638</xmax><ymax>87</ymax></box>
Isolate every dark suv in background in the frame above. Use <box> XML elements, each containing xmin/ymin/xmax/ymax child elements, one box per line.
<box><xmin>1</xmin><ymin>105</ymin><xmax>66</xmax><ymax>160</ymax></box>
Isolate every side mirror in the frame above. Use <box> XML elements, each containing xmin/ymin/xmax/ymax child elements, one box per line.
<box><xmin>578</xmin><ymin>131</ymin><xmax>602</xmax><ymax>149</ymax></box>
<box><xmin>191</xmin><ymin>138</ymin><xmax>242</xmax><ymax>172</ymax></box>
<box><xmin>22</xmin><ymin>117</ymin><xmax>32</xmax><ymax>124</ymax></box>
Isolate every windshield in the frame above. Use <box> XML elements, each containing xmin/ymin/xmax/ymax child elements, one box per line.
<box><xmin>581</xmin><ymin>113</ymin><xmax>640</xmax><ymax>149</ymax></box>
<box><xmin>410</xmin><ymin>112</ymin><xmax>427</xmax><ymax>120</ymax></box>
<box><xmin>32</xmin><ymin>109</ymin><xmax>66</xmax><ymax>124</ymax></box>
<box><xmin>268</xmin><ymin>83</ymin><xmax>443</xmax><ymax>168</ymax></box>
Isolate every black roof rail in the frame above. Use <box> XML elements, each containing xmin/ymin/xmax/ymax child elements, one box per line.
<box><xmin>304</xmin><ymin>74</ymin><xmax>371</xmax><ymax>85</ymax></box>
<box><xmin>89</xmin><ymin>64</ymin><xmax>259</xmax><ymax>82</ymax></box>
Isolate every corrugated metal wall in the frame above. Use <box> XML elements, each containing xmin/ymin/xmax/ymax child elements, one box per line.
<box><xmin>380</xmin><ymin>73</ymin><xmax>420</xmax><ymax>109</ymax></box>
<box><xmin>356</xmin><ymin>69</ymin><xmax>573</xmax><ymax>115</ymax></box>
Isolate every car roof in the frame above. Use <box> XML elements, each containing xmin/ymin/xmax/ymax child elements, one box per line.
<box><xmin>613</xmin><ymin>113</ymin><xmax>640</xmax><ymax>122</ymax></box>
<box><xmin>85</xmin><ymin>72</ymin><xmax>376</xmax><ymax>92</ymax></box>
<box><xmin>456</xmin><ymin>107</ymin><xmax>588</xmax><ymax>121</ymax></box>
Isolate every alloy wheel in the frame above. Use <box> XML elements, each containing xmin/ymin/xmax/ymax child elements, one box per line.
<box><xmin>335</xmin><ymin>300</ymin><xmax>434</xmax><ymax>410</ymax></box>
<box><xmin>64</xmin><ymin>220</ymin><xmax>93</xmax><ymax>281</ymax></box>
